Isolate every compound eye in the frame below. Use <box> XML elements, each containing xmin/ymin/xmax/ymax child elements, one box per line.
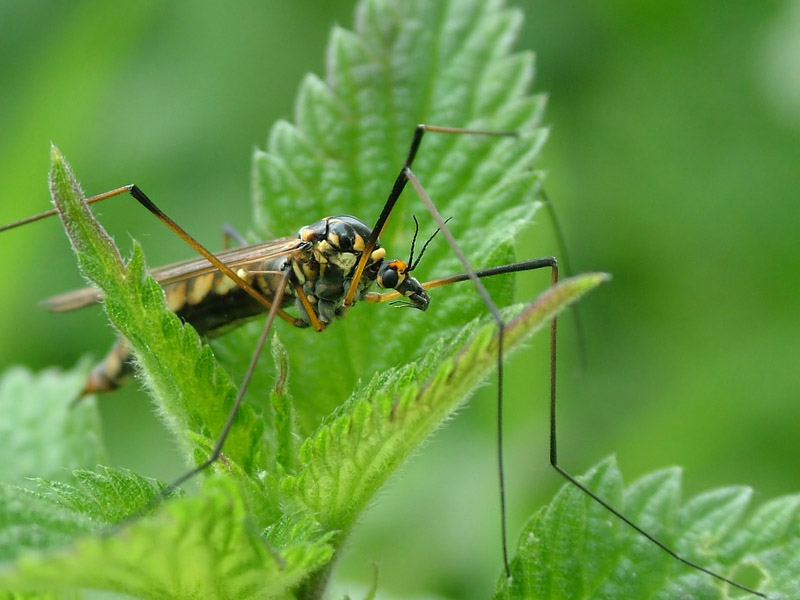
<box><xmin>378</xmin><ymin>264</ymin><xmax>399</xmax><ymax>289</ymax></box>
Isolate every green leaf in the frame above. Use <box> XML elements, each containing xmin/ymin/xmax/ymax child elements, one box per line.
<box><xmin>244</xmin><ymin>0</ymin><xmax>547</xmax><ymax>436</ymax></box>
<box><xmin>34</xmin><ymin>466</ymin><xmax>165</xmax><ymax>524</ymax></box>
<box><xmin>0</xmin><ymin>474</ymin><xmax>333</xmax><ymax>600</ymax></box>
<box><xmin>0</xmin><ymin>365</ymin><xmax>105</xmax><ymax>486</ymax></box>
<box><xmin>0</xmin><ymin>483</ymin><xmax>96</xmax><ymax>563</ymax></box>
<box><xmin>494</xmin><ymin>458</ymin><xmax>800</xmax><ymax>600</ymax></box>
<box><xmin>48</xmin><ymin>147</ymin><xmax>264</xmax><ymax>477</ymax></box>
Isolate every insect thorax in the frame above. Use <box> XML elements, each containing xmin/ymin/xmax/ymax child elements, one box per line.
<box><xmin>294</xmin><ymin>215</ymin><xmax>387</xmax><ymax>324</ymax></box>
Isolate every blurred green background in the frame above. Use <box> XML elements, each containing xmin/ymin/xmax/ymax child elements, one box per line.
<box><xmin>1</xmin><ymin>1</ymin><xmax>798</xmax><ymax>598</ymax></box>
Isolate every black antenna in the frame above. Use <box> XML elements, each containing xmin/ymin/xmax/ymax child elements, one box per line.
<box><xmin>409</xmin><ymin>216</ymin><xmax>452</xmax><ymax>272</ymax></box>
<box><xmin>407</xmin><ymin>215</ymin><xmax>422</xmax><ymax>267</ymax></box>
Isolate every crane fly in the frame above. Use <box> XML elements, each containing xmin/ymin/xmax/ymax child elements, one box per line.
<box><xmin>3</xmin><ymin>125</ymin><xmax>766</xmax><ymax>597</ymax></box>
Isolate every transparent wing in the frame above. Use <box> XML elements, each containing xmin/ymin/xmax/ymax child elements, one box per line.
<box><xmin>42</xmin><ymin>236</ymin><xmax>302</xmax><ymax>313</ymax></box>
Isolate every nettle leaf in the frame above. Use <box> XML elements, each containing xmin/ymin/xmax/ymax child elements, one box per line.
<box><xmin>33</xmin><ymin>466</ymin><xmax>164</xmax><ymax>524</ymax></box>
<box><xmin>47</xmin><ymin>148</ymin><xmax>264</xmax><ymax>478</ymax></box>
<box><xmin>495</xmin><ymin>458</ymin><xmax>800</xmax><ymax>600</ymax></box>
<box><xmin>0</xmin><ymin>365</ymin><xmax>104</xmax><ymax>486</ymax></box>
<box><xmin>1</xmin><ymin>474</ymin><xmax>332</xmax><ymax>600</ymax></box>
<box><xmin>0</xmin><ymin>483</ymin><xmax>96</xmax><ymax>564</ymax></box>
<box><xmin>240</xmin><ymin>0</ymin><xmax>547</xmax><ymax>436</ymax></box>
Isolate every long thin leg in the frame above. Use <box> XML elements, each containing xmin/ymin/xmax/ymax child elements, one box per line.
<box><xmin>127</xmin><ymin>186</ymin><xmax>302</xmax><ymax>327</ymax></box>
<box><xmin>163</xmin><ymin>267</ymin><xmax>293</xmax><ymax>495</ymax></box>
<box><xmin>403</xmin><ymin>170</ymin><xmax>766</xmax><ymax>597</ymax></box>
<box><xmin>540</xmin><ymin>189</ymin><xmax>587</xmax><ymax>372</ymax></box>
<box><xmin>0</xmin><ymin>186</ymin><xmax>134</xmax><ymax>233</ymax></box>
<box><xmin>403</xmin><ymin>169</ymin><xmax>516</xmax><ymax>575</ymax></box>
<box><xmin>222</xmin><ymin>223</ymin><xmax>249</xmax><ymax>249</ymax></box>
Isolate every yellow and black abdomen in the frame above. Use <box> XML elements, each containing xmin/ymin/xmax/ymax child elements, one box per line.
<box><xmin>165</xmin><ymin>255</ymin><xmax>295</xmax><ymax>339</ymax></box>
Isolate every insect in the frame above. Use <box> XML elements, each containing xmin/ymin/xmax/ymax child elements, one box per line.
<box><xmin>3</xmin><ymin>125</ymin><xmax>766</xmax><ymax>597</ymax></box>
